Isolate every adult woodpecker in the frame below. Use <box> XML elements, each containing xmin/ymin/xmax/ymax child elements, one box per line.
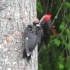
<box><xmin>38</xmin><ymin>14</ymin><xmax>52</xmax><ymax>53</ymax></box>
<box><xmin>23</xmin><ymin>18</ymin><xmax>43</xmax><ymax>61</ymax></box>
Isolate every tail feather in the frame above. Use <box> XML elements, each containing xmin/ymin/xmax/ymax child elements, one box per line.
<box><xmin>23</xmin><ymin>49</ymin><xmax>31</xmax><ymax>61</ymax></box>
<box><xmin>23</xmin><ymin>49</ymin><xmax>27</xmax><ymax>58</ymax></box>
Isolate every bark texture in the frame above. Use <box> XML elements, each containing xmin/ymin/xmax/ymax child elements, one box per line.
<box><xmin>0</xmin><ymin>0</ymin><xmax>38</xmax><ymax>70</ymax></box>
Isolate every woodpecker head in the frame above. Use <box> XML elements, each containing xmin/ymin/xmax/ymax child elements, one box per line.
<box><xmin>32</xmin><ymin>15</ymin><xmax>52</xmax><ymax>35</ymax></box>
<box><xmin>40</xmin><ymin>14</ymin><xmax>52</xmax><ymax>35</ymax></box>
<box><xmin>39</xmin><ymin>14</ymin><xmax>51</xmax><ymax>23</ymax></box>
<box><xmin>43</xmin><ymin>14</ymin><xmax>52</xmax><ymax>22</ymax></box>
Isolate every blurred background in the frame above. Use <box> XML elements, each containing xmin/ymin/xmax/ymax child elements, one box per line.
<box><xmin>37</xmin><ymin>0</ymin><xmax>70</xmax><ymax>70</ymax></box>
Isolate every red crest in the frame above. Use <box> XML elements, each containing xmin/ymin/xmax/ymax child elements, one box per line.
<box><xmin>43</xmin><ymin>14</ymin><xmax>52</xmax><ymax>21</ymax></box>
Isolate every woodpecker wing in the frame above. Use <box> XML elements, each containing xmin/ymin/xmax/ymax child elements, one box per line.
<box><xmin>25</xmin><ymin>37</ymin><xmax>31</xmax><ymax>56</ymax></box>
<box><xmin>24</xmin><ymin>25</ymin><xmax>37</xmax><ymax>56</ymax></box>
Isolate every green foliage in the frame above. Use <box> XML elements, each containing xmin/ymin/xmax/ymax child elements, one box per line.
<box><xmin>37</xmin><ymin>0</ymin><xmax>70</xmax><ymax>70</ymax></box>
<box><xmin>59</xmin><ymin>22</ymin><xmax>65</xmax><ymax>31</ymax></box>
<box><xmin>59</xmin><ymin>24</ymin><xmax>65</xmax><ymax>31</ymax></box>
<box><xmin>66</xmin><ymin>56</ymin><xmax>70</xmax><ymax>70</ymax></box>
<box><xmin>54</xmin><ymin>39</ymin><xmax>61</xmax><ymax>47</ymax></box>
<box><xmin>59</xmin><ymin>63</ymin><xmax>64</xmax><ymax>70</ymax></box>
<box><xmin>66</xmin><ymin>44</ymin><xmax>70</xmax><ymax>51</ymax></box>
<box><xmin>65</xmin><ymin>29</ymin><xmax>69</xmax><ymax>34</ymax></box>
<box><xmin>64</xmin><ymin>2</ymin><xmax>70</xmax><ymax>8</ymax></box>
<box><xmin>37</xmin><ymin>2</ymin><xmax>43</xmax><ymax>14</ymax></box>
<box><xmin>38</xmin><ymin>64</ymin><xmax>43</xmax><ymax>70</ymax></box>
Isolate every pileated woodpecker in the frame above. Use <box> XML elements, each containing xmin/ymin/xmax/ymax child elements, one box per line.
<box><xmin>38</xmin><ymin>14</ymin><xmax>52</xmax><ymax>53</ymax></box>
<box><xmin>23</xmin><ymin>14</ymin><xmax>53</xmax><ymax>61</ymax></box>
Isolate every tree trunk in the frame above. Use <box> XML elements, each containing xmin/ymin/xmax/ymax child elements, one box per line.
<box><xmin>0</xmin><ymin>0</ymin><xmax>38</xmax><ymax>70</ymax></box>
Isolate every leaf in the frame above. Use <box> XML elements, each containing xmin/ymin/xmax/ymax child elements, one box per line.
<box><xmin>59</xmin><ymin>63</ymin><xmax>64</xmax><ymax>70</ymax></box>
<box><xmin>65</xmin><ymin>2</ymin><xmax>70</xmax><ymax>8</ymax></box>
<box><xmin>66</xmin><ymin>44</ymin><xmax>70</xmax><ymax>51</ymax></box>
<box><xmin>65</xmin><ymin>29</ymin><xmax>69</xmax><ymax>34</ymax></box>
<box><xmin>37</xmin><ymin>2</ymin><xmax>43</xmax><ymax>14</ymax></box>
<box><xmin>50</xmin><ymin>35</ymin><xmax>56</xmax><ymax>39</ymax></box>
<box><xmin>37</xmin><ymin>2</ymin><xmax>41</xmax><ymax>8</ymax></box>
<box><xmin>59</xmin><ymin>24</ymin><xmax>65</xmax><ymax>31</ymax></box>
<box><xmin>54</xmin><ymin>39</ymin><xmax>61</xmax><ymax>46</ymax></box>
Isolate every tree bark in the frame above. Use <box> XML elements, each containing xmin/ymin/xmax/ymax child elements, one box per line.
<box><xmin>0</xmin><ymin>0</ymin><xmax>38</xmax><ymax>70</ymax></box>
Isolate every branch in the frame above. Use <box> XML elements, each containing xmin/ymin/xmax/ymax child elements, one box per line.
<box><xmin>49</xmin><ymin>21</ymin><xmax>69</xmax><ymax>43</ymax></box>
<box><xmin>52</xmin><ymin>1</ymin><xmax>64</xmax><ymax>24</ymax></box>
<box><xmin>49</xmin><ymin>0</ymin><xmax>53</xmax><ymax>14</ymax></box>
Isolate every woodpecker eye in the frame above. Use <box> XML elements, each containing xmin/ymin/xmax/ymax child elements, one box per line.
<box><xmin>28</xmin><ymin>25</ymin><xmax>32</xmax><ymax>31</ymax></box>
